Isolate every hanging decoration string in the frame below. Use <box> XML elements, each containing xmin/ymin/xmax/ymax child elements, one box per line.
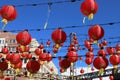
<box><xmin>44</xmin><ymin>3</ymin><xmax>52</xmax><ymax>29</ymax></box>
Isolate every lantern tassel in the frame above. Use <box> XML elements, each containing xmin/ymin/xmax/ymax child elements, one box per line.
<box><xmin>29</xmin><ymin>73</ymin><xmax>34</xmax><ymax>79</ymax></box>
<box><xmin>15</xmin><ymin>68</ymin><xmax>20</xmax><ymax>75</ymax></box>
<box><xmin>98</xmin><ymin>68</ymin><xmax>104</xmax><ymax>76</ymax></box>
<box><xmin>87</xmin><ymin>65</ymin><xmax>90</xmax><ymax>68</ymax></box>
<box><xmin>88</xmin><ymin>13</ymin><xmax>94</xmax><ymax>20</ymax></box>
<box><xmin>1</xmin><ymin>19</ymin><xmax>8</xmax><ymax>30</ymax></box>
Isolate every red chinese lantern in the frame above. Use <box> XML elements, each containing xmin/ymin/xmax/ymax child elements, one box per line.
<box><xmin>102</xmin><ymin>40</ymin><xmax>108</xmax><ymax>47</ymax></box>
<box><xmin>26</xmin><ymin>59</ymin><xmax>40</xmax><ymax>73</ymax></box>
<box><xmin>109</xmin><ymin>76</ymin><xmax>114</xmax><ymax>80</ymax></box>
<box><xmin>53</xmin><ymin>47</ymin><xmax>58</xmax><ymax>54</ymax></box>
<box><xmin>86</xmin><ymin>51</ymin><xmax>94</xmax><ymax>59</ymax></box>
<box><xmin>99</xmin><ymin>43</ymin><xmax>104</xmax><ymax>49</ymax></box>
<box><xmin>5</xmin><ymin>78</ymin><xmax>10</xmax><ymax>80</ymax></box>
<box><xmin>91</xmin><ymin>67</ymin><xmax>95</xmax><ymax>71</ymax></box>
<box><xmin>46</xmin><ymin>40</ymin><xmax>51</xmax><ymax>46</ymax></box>
<box><xmin>85</xmin><ymin>57</ymin><xmax>93</xmax><ymax>66</ymax></box>
<box><xmin>93</xmin><ymin>56</ymin><xmax>108</xmax><ymax>75</ymax></box>
<box><xmin>80</xmin><ymin>68</ymin><xmax>84</xmax><ymax>74</ymax></box>
<box><xmin>0</xmin><ymin>59</ymin><xmax>8</xmax><ymax>71</ymax></box>
<box><xmin>67</xmin><ymin>50</ymin><xmax>78</xmax><ymax>65</ymax></box>
<box><xmin>79</xmin><ymin>56</ymin><xmax>83</xmax><ymax>61</ymax></box>
<box><xmin>109</xmin><ymin>54</ymin><xmax>119</xmax><ymax>68</ymax></box>
<box><xmin>24</xmin><ymin>46</ymin><xmax>30</xmax><ymax>52</ymax></box>
<box><xmin>106</xmin><ymin>47</ymin><xmax>115</xmax><ymax>55</ymax></box>
<box><xmin>0</xmin><ymin>5</ymin><xmax>17</xmax><ymax>30</ymax></box>
<box><xmin>39</xmin><ymin>43</ymin><xmax>44</xmax><ymax>49</ymax></box>
<box><xmin>6</xmin><ymin>52</ymin><xmax>12</xmax><ymax>61</ymax></box>
<box><xmin>97</xmin><ymin>49</ymin><xmax>106</xmax><ymax>57</ymax></box>
<box><xmin>80</xmin><ymin>0</ymin><xmax>98</xmax><ymax>20</ymax></box>
<box><xmin>99</xmin><ymin>77</ymin><xmax>103</xmax><ymax>80</ymax></box>
<box><xmin>26</xmin><ymin>52</ymin><xmax>32</xmax><ymax>59</ymax></box>
<box><xmin>77</xmin><ymin>46</ymin><xmax>81</xmax><ymax>51</ymax></box>
<box><xmin>88</xmin><ymin>47</ymin><xmax>94</xmax><ymax>52</ymax></box>
<box><xmin>60</xmin><ymin>68</ymin><xmax>65</xmax><ymax>73</ymax></box>
<box><xmin>13</xmin><ymin>60</ymin><xmax>22</xmax><ymax>69</ymax></box>
<box><xmin>39</xmin><ymin>50</ymin><xmax>47</xmax><ymax>61</ymax></box>
<box><xmin>1</xmin><ymin>46</ymin><xmax>8</xmax><ymax>54</ymax></box>
<box><xmin>116</xmin><ymin>44</ymin><xmax>120</xmax><ymax>53</ymax></box>
<box><xmin>0</xmin><ymin>54</ymin><xmax>2</xmax><ymax>58</ymax></box>
<box><xmin>88</xmin><ymin>25</ymin><xmax>104</xmax><ymax>42</ymax></box>
<box><xmin>59</xmin><ymin>59</ymin><xmax>71</xmax><ymax>69</ymax></box>
<box><xmin>10</xmin><ymin>52</ymin><xmax>21</xmax><ymax>64</ymax></box>
<box><xmin>16</xmin><ymin>30</ymin><xmax>32</xmax><ymax>46</ymax></box>
<box><xmin>34</xmin><ymin>48</ymin><xmax>42</xmax><ymax>56</ymax></box>
<box><xmin>46</xmin><ymin>52</ymin><xmax>52</xmax><ymax>62</ymax></box>
<box><xmin>51</xmin><ymin>28</ymin><xmax>66</xmax><ymax>44</ymax></box>
<box><xmin>84</xmin><ymin>40</ymin><xmax>91</xmax><ymax>49</ymax></box>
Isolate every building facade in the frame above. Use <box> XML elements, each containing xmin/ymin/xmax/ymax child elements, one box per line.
<box><xmin>0</xmin><ymin>31</ymin><xmax>58</xmax><ymax>79</ymax></box>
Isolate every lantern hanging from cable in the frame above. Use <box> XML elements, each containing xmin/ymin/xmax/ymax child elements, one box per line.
<box><xmin>0</xmin><ymin>5</ymin><xmax>17</xmax><ymax>30</ymax></box>
<box><xmin>93</xmin><ymin>56</ymin><xmax>108</xmax><ymax>75</ymax></box>
<box><xmin>26</xmin><ymin>59</ymin><xmax>40</xmax><ymax>78</ymax></box>
<box><xmin>80</xmin><ymin>0</ymin><xmax>98</xmax><ymax>22</ymax></box>
<box><xmin>88</xmin><ymin>25</ymin><xmax>104</xmax><ymax>43</ymax></box>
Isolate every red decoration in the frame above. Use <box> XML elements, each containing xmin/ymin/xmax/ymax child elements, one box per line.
<box><xmin>109</xmin><ymin>54</ymin><xmax>119</xmax><ymax>66</ymax></box>
<box><xmin>13</xmin><ymin>61</ymin><xmax>22</xmax><ymax>69</ymax></box>
<box><xmin>88</xmin><ymin>25</ymin><xmax>104</xmax><ymax>42</ymax></box>
<box><xmin>39</xmin><ymin>43</ymin><xmax>44</xmax><ymax>49</ymax></box>
<box><xmin>80</xmin><ymin>68</ymin><xmax>84</xmax><ymax>74</ymax></box>
<box><xmin>10</xmin><ymin>52</ymin><xmax>21</xmax><ymax>64</ymax></box>
<box><xmin>0</xmin><ymin>5</ymin><xmax>17</xmax><ymax>27</ymax></box>
<box><xmin>46</xmin><ymin>52</ymin><xmax>52</xmax><ymax>62</ymax></box>
<box><xmin>85</xmin><ymin>57</ymin><xmax>92</xmax><ymax>65</ymax></box>
<box><xmin>51</xmin><ymin>28</ymin><xmax>66</xmax><ymax>44</ymax></box>
<box><xmin>6</xmin><ymin>52</ymin><xmax>12</xmax><ymax>61</ymax></box>
<box><xmin>0</xmin><ymin>59</ymin><xmax>8</xmax><ymax>71</ymax></box>
<box><xmin>106</xmin><ymin>47</ymin><xmax>115</xmax><ymax>55</ymax></box>
<box><xmin>1</xmin><ymin>46</ymin><xmax>8</xmax><ymax>54</ymax></box>
<box><xmin>24</xmin><ymin>46</ymin><xmax>30</xmax><ymax>52</ymax></box>
<box><xmin>39</xmin><ymin>50</ymin><xmax>47</xmax><ymax>61</ymax></box>
<box><xmin>79</xmin><ymin>57</ymin><xmax>83</xmax><ymax>61</ymax></box>
<box><xmin>93</xmin><ymin>56</ymin><xmax>108</xmax><ymax>70</ymax></box>
<box><xmin>84</xmin><ymin>40</ymin><xmax>91</xmax><ymax>49</ymax></box>
<box><xmin>86</xmin><ymin>51</ymin><xmax>94</xmax><ymax>58</ymax></box>
<box><xmin>91</xmin><ymin>67</ymin><xmax>95</xmax><ymax>71</ymax></box>
<box><xmin>34</xmin><ymin>48</ymin><xmax>42</xmax><ymax>56</ymax></box>
<box><xmin>26</xmin><ymin>52</ymin><xmax>32</xmax><ymax>59</ymax></box>
<box><xmin>60</xmin><ymin>68</ymin><xmax>64</xmax><ymax>73</ymax></box>
<box><xmin>116</xmin><ymin>44</ymin><xmax>120</xmax><ymax>53</ymax></box>
<box><xmin>16</xmin><ymin>30</ymin><xmax>32</xmax><ymax>46</ymax></box>
<box><xmin>80</xmin><ymin>0</ymin><xmax>98</xmax><ymax>20</ymax></box>
<box><xmin>67</xmin><ymin>51</ymin><xmax>78</xmax><ymax>63</ymax></box>
<box><xmin>26</xmin><ymin>60</ymin><xmax>40</xmax><ymax>73</ymax></box>
<box><xmin>99</xmin><ymin>77</ymin><xmax>103</xmax><ymax>80</ymax></box>
<box><xmin>102</xmin><ymin>40</ymin><xmax>108</xmax><ymax>46</ymax></box>
<box><xmin>109</xmin><ymin>76</ymin><xmax>114</xmax><ymax>80</ymax></box>
<box><xmin>59</xmin><ymin>59</ymin><xmax>71</xmax><ymax>69</ymax></box>
<box><xmin>5</xmin><ymin>78</ymin><xmax>10</xmax><ymax>80</ymax></box>
<box><xmin>97</xmin><ymin>49</ymin><xmax>106</xmax><ymax>57</ymax></box>
<box><xmin>46</xmin><ymin>40</ymin><xmax>51</xmax><ymax>46</ymax></box>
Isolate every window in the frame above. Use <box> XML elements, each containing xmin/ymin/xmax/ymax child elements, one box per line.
<box><xmin>10</xmin><ymin>39</ymin><xmax>16</xmax><ymax>44</ymax></box>
<box><xmin>0</xmin><ymin>40</ymin><xmax>1</xmax><ymax>44</ymax></box>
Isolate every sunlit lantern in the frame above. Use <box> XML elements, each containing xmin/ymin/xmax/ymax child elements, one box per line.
<box><xmin>80</xmin><ymin>0</ymin><xmax>98</xmax><ymax>20</ymax></box>
<box><xmin>0</xmin><ymin>5</ymin><xmax>17</xmax><ymax>30</ymax></box>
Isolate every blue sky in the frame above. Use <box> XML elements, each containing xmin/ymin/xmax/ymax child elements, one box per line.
<box><xmin>0</xmin><ymin>0</ymin><xmax>120</xmax><ymax>73</ymax></box>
